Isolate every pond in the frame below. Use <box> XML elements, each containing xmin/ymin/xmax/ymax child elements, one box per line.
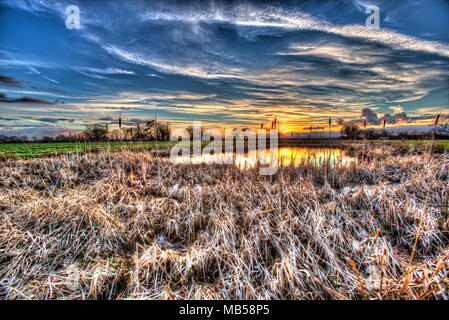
<box><xmin>171</xmin><ymin>146</ymin><xmax>357</xmax><ymax>168</ymax></box>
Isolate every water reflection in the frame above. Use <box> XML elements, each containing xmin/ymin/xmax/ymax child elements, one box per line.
<box><xmin>172</xmin><ymin>147</ymin><xmax>357</xmax><ymax>168</ymax></box>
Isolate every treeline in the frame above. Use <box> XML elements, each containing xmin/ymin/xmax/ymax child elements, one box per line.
<box><xmin>82</xmin><ymin>121</ymin><xmax>170</xmax><ymax>142</ymax></box>
<box><xmin>0</xmin><ymin>121</ymin><xmax>171</xmax><ymax>143</ymax></box>
<box><xmin>1</xmin><ymin>118</ymin><xmax>448</xmax><ymax>144</ymax></box>
<box><xmin>340</xmin><ymin>124</ymin><xmax>448</xmax><ymax>140</ymax></box>
<box><xmin>0</xmin><ymin>135</ymin><xmax>54</xmax><ymax>143</ymax></box>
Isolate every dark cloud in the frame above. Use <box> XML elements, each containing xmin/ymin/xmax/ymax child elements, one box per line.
<box><xmin>338</xmin><ymin>108</ymin><xmax>410</xmax><ymax>126</ymax></box>
<box><xmin>98</xmin><ymin>117</ymin><xmax>151</xmax><ymax>124</ymax></box>
<box><xmin>361</xmin><ymin>108</ymin><xmax>381</xmax><ymax>125</ymax></box>
<box><xmin>0</xmin><ymin>93</ymin><xmax>54</xmax><ymax>104</ymax></box>
<box><xmin>16</xmin><ymin>96</ymin><xmax>53</xmax><ymax>104</ymax></box>
<box><xmin>382</xmin><ymin>112</ymin><xmax>411</xmax><ymax>125</ymax></box>
<box><xmin>0</xmin><ymin>75</ymin><xmax>23</xmax><ymax>88</ymax></box>
<box><xmin>28</xmin><ymin>86</ymin><xmax>68</xmax><ymax>95</ymax></box>
<box><xmin>336</xmin><ymin>118</ymin><xmax>362</xmax><ymax>126</ymax></box>
<box><xmin>98</xmin><ymin>117</ymin><xmax>115</xmax><ymax>121</ymax></box>
<box><xmin>0</xmin><ymin>115</ymin><xmax>74</xmax><ymax>124</ymax></box>
<box><xmin>103</xmin><ymin>107</ymin><xmax>135</xmax><ymax>110</ymax></box>
<box><xmin>338</xmin><ymin>108</ymin><xmax>445</xmax><ymax>127</ymax></box>
<box><xmin>0</xmin><ymin>116</ymin><xmax>18</xmax><ymax>121</ymax></box>
<box><xmin>302</xmin><ymin>125</ymin><xmax>324</xmax><ymax>130</ymax></box>
<box><xmin>47</xmin><ymin>88</ymin><xmax>68</xmax><ymax>94</ymax></box>
<box><xmin>35</xmin><ymin>118</ymin><xmax>75</xmax><ymax>123</ymax></box>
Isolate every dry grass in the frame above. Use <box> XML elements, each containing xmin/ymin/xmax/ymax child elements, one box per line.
<box><xmin>0</xmin><ymin>144</ymin><xmax>448</xmax><ymax>300</ymax></box>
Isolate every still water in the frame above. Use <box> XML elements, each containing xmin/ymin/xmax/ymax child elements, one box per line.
<box><xmin>172</xmin><ymin>147</ymin><xmax>357</xmax><ymax>168</ymax></box>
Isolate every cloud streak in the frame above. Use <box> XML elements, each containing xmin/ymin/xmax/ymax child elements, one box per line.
<box><xmin>135</xmin><ymin>2</ymin><xmax>449</xmax><ymax>58</ymax></box>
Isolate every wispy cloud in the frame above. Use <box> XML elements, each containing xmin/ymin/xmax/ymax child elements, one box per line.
<box><xmin>77</xmin><ymin>67</ymin><xmax>136</xmax><ymax>75</ymax></box>
<box><xmin>103</xmin><ymin>45</ymin><xmax>238</xmax><ymax>79</ymax></box>
<box><xmin>136</xmin><ymin>2</ymin><xmax>449</xmax><ymax>58</ymax></box>
<box><xmin>275</xmin><ymin>43</ymin><xmax>382</xmax><ymax>64</ymax></box>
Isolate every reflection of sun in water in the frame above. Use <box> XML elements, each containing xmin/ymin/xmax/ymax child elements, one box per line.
<box><xmin>173</xmin><ymin>147</ymin><xmax>357</xmax><ymax>168</ymax></box>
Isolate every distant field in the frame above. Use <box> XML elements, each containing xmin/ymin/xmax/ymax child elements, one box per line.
<box><xmin>0</xmin><ymin>139</ymin><xmax>447</xmax><ymax>159</ymax></box>
<box><xmin>367</xmin><ymin>139</ymin><xmax>449</xmax><ymax>149</ymax></box>
<box><xmin>0</xmin><ymin>141</ymin><xmax>177</xmax><ymax>159</ymax></box>
<box><xmin>401</xmin><ymin>139</ymin><xmax>449</xmax><ymax>149</ymax></box>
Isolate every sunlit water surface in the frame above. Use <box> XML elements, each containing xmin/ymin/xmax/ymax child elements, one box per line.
<box><xmin>172</xmin><ymin>147</ymin><xmax>357</xmax><ymax>168</ymax></box>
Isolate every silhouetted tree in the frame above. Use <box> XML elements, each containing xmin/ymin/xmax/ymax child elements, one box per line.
<box><xmin>42</xmin><ymin>136</ymin><xmax>54</xmax><ymax>143</ymax></box>
<box><xmin>363</xmin><ymin>129</ymin><xmax>381</xmax><ymax>140</ymax></box>
<box><xmin>343</xmin><ymin>124</ymin><xmax>360</xmax><ymax>140</ymax></box>
<box><xmin>85</xmin><ymin>123</ymin><xmax>107</xmax><ymax>141</ymax></box>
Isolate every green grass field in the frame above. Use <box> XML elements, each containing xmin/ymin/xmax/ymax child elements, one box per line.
<box><xmin>408</xmin><ymin>139</ymin><xmax>449</xmax><ymax>149</ymax></box>
<box><xmin>0</xmin><ymin>139</ymin><xmax>447</xmax><ymax>159</ymax></box>
<box><xmin>365</xmin><ymin>139</ymin><xmax>449</xmax><ymax>149</ymax></box>
<box><xmin>0</xmin><ymin>141</ymin><xmax>178</xmax><ymax>159</ymax></box>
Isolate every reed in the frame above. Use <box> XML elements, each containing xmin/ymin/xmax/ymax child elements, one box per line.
<box><xmin>0</xmin><ymin>144</ymin><xmax>448</xmax><ymax>300</ymax></box>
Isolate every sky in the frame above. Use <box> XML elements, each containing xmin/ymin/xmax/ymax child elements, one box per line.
<box><xmin>0</xmin><ymin>0</ymin><xmax>448</xmax><ymax>138</ymax></box>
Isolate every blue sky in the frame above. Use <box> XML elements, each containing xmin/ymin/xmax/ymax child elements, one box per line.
<box><xmin>0</xmin><ymin>0</ymin><xmax>448</xmax><ymax>137</ymax></box>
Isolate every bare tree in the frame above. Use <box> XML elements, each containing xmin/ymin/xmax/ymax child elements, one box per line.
<box><xmin>342</xmin><ymin>124</ymin><xmax>360</xmax><ymax>140</ymax></box>
<box><xmin>130</xmin><ymin>120</ymin><xmax>171</xmax><ymax>141</ymax></box>
<box><xmin>185</xmin><ymin>126</ymin><xmax>205</xmax><ymax>139</ymax></box>
<box><xmin>154</xmin><ymin>122</ymin><xmax>170</xmax><ymax>140</ymax></box>
<box><xmin>436</xmin><ymin>116</ymin><xmax>449</xmax><ymax>135</ymax></box>
<box><xmin>85</xmin><ymin>123</ymin><xmax>107</xmax><ymax>141</ymax></box>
